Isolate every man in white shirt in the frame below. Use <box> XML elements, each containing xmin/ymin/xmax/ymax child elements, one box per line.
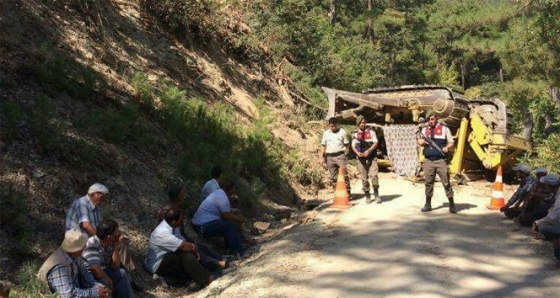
<box><xmin>145</xmin><ymin>208</ymin><xmax>214</xmax><ymax>287</ymax></box>
<box><xmin>319</xmin><ymin>117</ymin><xmax>350</xmax><ymax>195</ymax></box>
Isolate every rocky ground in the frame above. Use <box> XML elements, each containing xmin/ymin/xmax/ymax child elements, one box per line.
<box><xmin>147</xmin><ymin>172</ymin><xmax>560</xmax><ymax>298</ymax></box>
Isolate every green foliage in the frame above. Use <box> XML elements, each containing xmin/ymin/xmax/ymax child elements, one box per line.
<box><xmin>30</xmin><ymin>44</ymin><xmax>106</xmax><ymax>100</ymax></box>
<box><xmin>131</xmin><ymin>72</ymin><xmax>155</xmax><ymax>110</ymax></box>
<box><xmin>9</xmin><ymin>260</ymin><xmax>53</xmax><ymax>298</ymax></box>
<box><xmin>520</xmin><ymin>133</ymin><xmax>560</xmax><ymax>174</ymax></box>
<box><xmin>28</xmin><ymin>94</ymin><xmax>66</xmax><ymax>154</ymax></box>
<box><xmin>79</xmin><ymin>101</ymin><xmax>140</xmax><ymax>144</ymax></box>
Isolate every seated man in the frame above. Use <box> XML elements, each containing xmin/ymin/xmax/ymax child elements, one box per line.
<box><xmin>145</xmin><ymin>207</ymin><xmax>215</xmax><ymax>288</ymax></box>
<box><xmin>37</xmin><ymin>229</ymin><xmax>112</xmax><ymax>298</ymax></box>
<box><xmin>82</xmin><ymin>220</ymin><xmax>135</xmax><ymax>297</ymax></box>
<box><xmin>201</xmin><ymin>166</ymin><xmax>223</xmax><ymax>204</ymax></box>
<box><xmin>192</xmin><ymin>180</ymin><xmax>245</xmax><ymax>256</ymax></box>
<box><xmin>157</xmin><ymin>184</ymin><xmax>227</xmax><ymax>271</ymax></box>
<box><xmin>65</xmin><ymin>183</ymin><xmax>140</xmax><ymax>290</ymax></box>
<box><xmin>518</xmin><ymin>168</ymin><xmax>554</xmax><ymax>226</ymax></box>
<box><xmin>533</xmin><ymin>174</ymin><xmax>560</xmax><ymax>260</ymax></box>
<box><xmin>500</xmin><ymin>164</ymin><xmax>536</xmax><ymax>218</ymax></box>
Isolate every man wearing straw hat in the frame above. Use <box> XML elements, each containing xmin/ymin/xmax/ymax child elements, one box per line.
<box><xmin>37</xmin><ymin>229</ymin><xmax>112</xmax><ymax>298</ymax></box>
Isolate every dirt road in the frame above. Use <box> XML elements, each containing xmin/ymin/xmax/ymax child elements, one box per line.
<box><xmin>186</xmin><ymin>173</ymin><xmax>559</xmax><ymax>298</ymax></box>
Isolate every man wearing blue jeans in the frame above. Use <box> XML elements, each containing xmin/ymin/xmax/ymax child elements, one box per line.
<box><xmin>192</xmin><ymin>180</ymin><xmax>245</xmax><ymax>256</ymax></box>
<box><xmin>82</xmin><ymin>220</ymin><xmax>135</xmax><ymax>298</ymax></box>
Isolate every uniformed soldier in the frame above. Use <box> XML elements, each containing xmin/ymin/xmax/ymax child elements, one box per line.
<box><xmin>351</xmin><ymin>115</ymin><xmax>381</xmax><ymax>204</ymax></box>
<box><xmin>417</xmin><ymin>110</ymin><xmax>456</xmax><ymax>213</ymax></box>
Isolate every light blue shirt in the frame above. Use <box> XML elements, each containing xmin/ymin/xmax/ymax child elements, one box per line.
<box><xmin>144</xmin><ymin>220</ymin><xmax>184</xmax><ymax>273</ymax></box>
<box><xmin>200</xmin><ymin>179</ymin><xmax>220</xmax><ymax>203</ymax></box>
<box><xmin>192</xmin><ymin>189</ymin><xmax>231</xmax><ymax>226</ymax></box>
<box><xmin>65</xmin><ymin>195</ymin><xmax>101</xmax><ymax>233</ymax></box>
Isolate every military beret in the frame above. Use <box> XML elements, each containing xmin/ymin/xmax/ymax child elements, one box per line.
<box><xmin>356</xmin><ymin>115</ymin><xmax>365</xmax><ymax>125</ymax></box>
<box><xmin>540</xmin><ymin>174</ymin><xmax>560</xmax><ymax>186</ymax></box>
<box><xmin>425</xmin><ymin>110</ymin><xmax>437</xmax><ymax>119</ymax></box>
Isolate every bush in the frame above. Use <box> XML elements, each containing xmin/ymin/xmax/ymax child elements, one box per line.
<box><xmin>9</xmin><ymin>260</ymin><xmax>53</xmax><ymax>298</ymax></box>
<box><xmin>28</xmin><ymin>94</ymin><xmax>66</xmax><ymax>154</ymax></box>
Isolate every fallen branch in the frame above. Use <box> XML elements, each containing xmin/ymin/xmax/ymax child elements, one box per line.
<box><xmin>286</xmin><ymin>88</ymin><xmax>327</xmax><ymax>111</ymax></box>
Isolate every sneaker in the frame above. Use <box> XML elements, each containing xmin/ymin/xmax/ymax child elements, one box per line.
<box><xmin>421</xmin><ymin>204</ymin><xmax>432</xmax><ymax>212</ymax></box>
<box><xmin>374</xmin><ymin>196</ymin><xmax>382</xmax><ymax>204</ymax></box>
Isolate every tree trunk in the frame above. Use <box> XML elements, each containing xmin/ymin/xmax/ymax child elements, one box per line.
<box><xmin>499</xmin><ymin>67</ymin><xmax>504</xmax><ymax>83</ymax></box>
<box><xmin>328</xmin><ymin>0</ymin><xmax>337</xmax><ymax>24</ymax></box>
<box><xmin>519</xmin><ymin>106</ymin><xmax>533</xmax><ymax>142</ymax></box>
<box><xmin>550</xmin><ymin>86</ymin><xmax>560</xmax><ymax>105</ymax></box>
<box><xmin>461</xmin><ymin>63</ymin><xmax>466</xmax><ymax>90</ymax></box>
<box><xmin>542</xmin><ymin>114</ymin><xmax>554</xmax><ymax>136</ymax></box>
<box><xmin>366</xmin><ymin>0</ymin><xmax>375</xmax><ymax>45</ymax></box>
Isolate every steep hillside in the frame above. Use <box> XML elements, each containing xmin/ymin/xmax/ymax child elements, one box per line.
<box><xmin>0</xmin><ymin>0</ymin><xmax>325</xmax><ymax>294</ymax></box>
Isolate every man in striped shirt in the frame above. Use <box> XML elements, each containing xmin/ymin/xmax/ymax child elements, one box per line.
<box><xmin>83</xmin><ymin>220</ymin><xmax>135</xmax><ymax>297</ymax></box>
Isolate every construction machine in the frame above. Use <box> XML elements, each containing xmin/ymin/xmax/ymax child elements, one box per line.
<box><xmin>322</xmin><ymin>85</ymin><xmax>533</xmax><ymax>180</ymax></box>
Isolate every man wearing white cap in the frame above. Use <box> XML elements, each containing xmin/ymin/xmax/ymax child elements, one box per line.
<box><xmin>37</xmin><ymin>229</ymin><xmax>112</xmax><ymax>298</ymax></box>
<box><xmin>65</xmin><ymin>183</ymin><xmax>109</xmax><ymax>236</ymax></box>
<box><xmin>532</xmin><ymin>174</ymin><xmax>560</xmax><ymax>260</ymax></box>
<box><xmin>65</xmin><ymin>183</ymin><xmax>141</xmax><ymax>291</ymax></box>
<box><xmin>500</xmin><ymin>163</ymin><xmax>536</xmax><ymax>218</ymax></box>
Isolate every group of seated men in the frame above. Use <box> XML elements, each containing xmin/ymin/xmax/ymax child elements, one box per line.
<box><xmin>37</xmin><ymin>166</ymin><xmax>247</xmax><ymax>298</ymax></box>
<box><xmin>500</xmin><ymin>163</ymin><xmax>560</xmax><ymax>260</ymax></box>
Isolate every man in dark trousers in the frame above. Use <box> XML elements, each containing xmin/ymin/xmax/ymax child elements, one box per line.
<box><xmin>417</xmin><ymin>110</ymin><xmax>456</xmax><ymax>213</ymax></box>
<box><xmin>319</xmin><ymin>117</ymin><xmax>351</xmax><ymax>196</ymax></box>
<box><xmin>351</xmin><ymin>115</ymin><xmax>380</xmax><ymax>204</ymax></box>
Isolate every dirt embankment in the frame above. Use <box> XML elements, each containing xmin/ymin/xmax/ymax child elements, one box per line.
<box><xmin>0</xmin><ymin>0</ymin><xmax>322</xmax><ymax>288</ymax></box>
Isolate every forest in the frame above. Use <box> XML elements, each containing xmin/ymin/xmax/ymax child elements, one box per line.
<box><xmin>143</xmin><ymin>0</ymin><xmax>560</xmax><ymax>170</ymax></box>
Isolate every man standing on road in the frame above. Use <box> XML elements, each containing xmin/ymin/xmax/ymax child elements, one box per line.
<box><xmin>319</xmin><ymin>117</ymin><xmax>351</xmax><ymax>196</ymax></box>
<box><xmin>352</xmin><ymin>115</ymin><xmax>380</xmax><ymax>204</ymax></box>
<box><xmin>417</xmin><ymin>111</ymin><xmax>456</xmax><ymax>213</ymax></box>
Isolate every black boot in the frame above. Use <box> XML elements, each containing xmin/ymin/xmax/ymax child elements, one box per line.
<box><xmin>374</xmin><ymin>188</ymin><xmax>382</xmax><ymax>204</ymax></box>
<box><xmin>448</xmin><ymin>197</ymin><xmax>457</xmax><ymax>214</ymax></box>
<box><xmin>421</xmin><ymin>197</ymin><xmax>432</xmax><ymax>212</ymax></box>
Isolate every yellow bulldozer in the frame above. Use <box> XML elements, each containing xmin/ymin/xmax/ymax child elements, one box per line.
<box><xmin>322</xmin><ymin>85</ymin><xmax>533</xmax><ymax>180</ymax></box>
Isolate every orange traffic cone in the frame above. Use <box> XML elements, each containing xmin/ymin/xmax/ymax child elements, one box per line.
<box><xmin>487</xmin><ymin>165</ymin><xmax>506</xmax><ymax>210</ymax></box>
<box><xmin>332</xmin><ymin>167</ymin><xmax>350</xmax><ymax>208</ymax></box>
